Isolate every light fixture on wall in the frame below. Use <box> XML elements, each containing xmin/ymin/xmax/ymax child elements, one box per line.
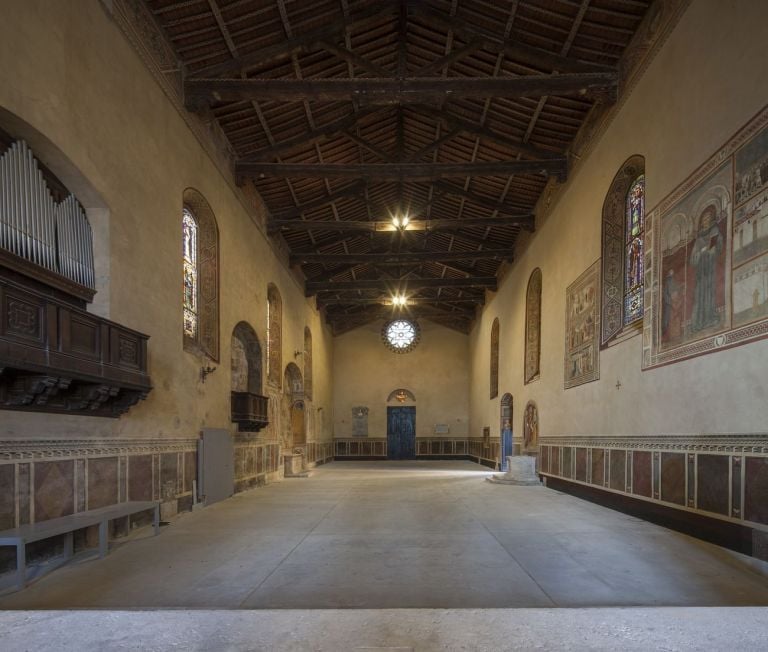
<box><xmin>200</xmin><ymin>365</ymin><xmax>217</xmax><ymax>383</ymax></box>
<box><xmin>294</xmin><ymin>350</ymin><xmax>303</xmax><ymax>358</ymax></box>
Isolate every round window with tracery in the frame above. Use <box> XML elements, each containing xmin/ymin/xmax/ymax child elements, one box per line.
<box><xmin>382</xmin><ymin>319</ymin><xmax>421</xmax><ymax>353</ymax></box>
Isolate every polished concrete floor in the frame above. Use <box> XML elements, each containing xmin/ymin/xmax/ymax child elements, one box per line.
<box><xmin>1</xmin><ymin>461</ymin><xmax>768</xmax><ymax>609</ymax></box>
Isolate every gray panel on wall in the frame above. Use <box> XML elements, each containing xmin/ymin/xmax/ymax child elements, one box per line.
<box><xmin>198</xmin><ymin>428</ymin><xmax>234</xmax><ymax>506</ymax></box>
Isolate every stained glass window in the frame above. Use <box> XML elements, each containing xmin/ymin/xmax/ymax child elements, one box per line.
<box><xmin>623</xmin><ymin>175</ymin><xmax>645</xmax><ymax>325</ymax></box>
<box><xmin>382</xmin><ymin>319</ymin><xmax>420</xmax><ymax>353</ymax></box>
<box><xmin>182</xmin><ymin>208</ymin><xmax>198</xmax><ymax>339</ymax></box>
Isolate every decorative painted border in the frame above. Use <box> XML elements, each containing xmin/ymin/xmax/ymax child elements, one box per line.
<box><xmin>0</xmin><ymin>438</ymin><xmax>198</xmax><ymax>460</ymax></box>
<box><xmin>541</xmin><ymin>434</ymin><xmax>768</xmax><ymax>454</ymax></box>
<box><xmin>643</xmin><ymin>104</ymin><xmax>768</xmax><ymax>369</ymax></box>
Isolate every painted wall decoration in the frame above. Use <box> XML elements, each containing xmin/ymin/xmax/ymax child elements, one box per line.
<box><xmin>564</xmin><ymin>260</ymin><xmax>601</xmax><ymax>388</ymax></box>
<box><xmin>490</xmin><ymin>318</ymin><xmax>499</xmax><ymax>399</ymax></box>
<box><xmin>524</xmin><ymin>268</ymin><xmax>542</xmax><ymax>383</ymax></box>
<box><xmin>643</xmin><ymin>105</ymin><xmax>768</xmax><ymax>368</ymax></box>
<box><xmin>523</xmin><ymin>401</ymin><xmax>539</xmax><ymax>450</ymax></box>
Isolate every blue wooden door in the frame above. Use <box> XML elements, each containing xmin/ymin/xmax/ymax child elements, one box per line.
<box><xmin>501</xmin><ymin>428</ymin><xmax>513</xmax><ymax>470</ymax></box>
<box><xmin>387</xmin><ymin>406</ymin><xmax>416</xmax><ymax>459</ymax></box>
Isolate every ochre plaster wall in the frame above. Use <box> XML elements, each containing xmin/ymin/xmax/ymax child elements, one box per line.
<box><xmin>469</xmin><ymin>0</ymin><xmax>768</xmax><ymax>443</ymax></box>
<box><xmin>0</xmin><ymin>0</ymin><xmax>333</xmax><ymax>443</ymax></box>
<box><xmin>333</xmin><ymin>320</ymin><xmax>470</xmax><ymax>438</ymax></box>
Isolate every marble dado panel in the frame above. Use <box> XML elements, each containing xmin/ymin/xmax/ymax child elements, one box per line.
<box><xmin>0</xmin><ymin>438</ymin><xmax>197</xmax><ymax>530</ymax></box>
<box><xmin>333</xmin><ymin>438</ymin><xmax>501</xmax><ymax>467</ymax></box>
<box><xmin>539</xmin><ymin>435</ymin><xmax>768</xmax><ymax>530</ymax></box>
<box><xmin>232</xmin><ymin>439</ymin><xmax>333</xmax><ymax>493</ymax></box>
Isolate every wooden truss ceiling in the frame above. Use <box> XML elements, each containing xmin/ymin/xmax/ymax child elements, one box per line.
<box><xmin>147</xmin><ymin>0</ymin><xmax>652</xmax><ymax>334</ymax></box>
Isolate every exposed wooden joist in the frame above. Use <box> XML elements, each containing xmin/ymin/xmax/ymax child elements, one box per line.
<box><xmin>239</xmin><ymin>159</ymin><xmax>566</xmax><ymax>181</ymax></box>
<box><xmin>291</xmin><ymin>248</ymin><xmax>513</xmax><ymax>265</ymax></box>
<box><xmin>431</xmin><ymin>180</ymin><xmax>534</xmax><ymax>215</ymax></box>
<box><xmin>307</xmin><ymin>276</ymin><xmax>497</xmax><ymax>296</ymax></box>
<box><xmin>185</xmin><ymin>73</ymin><xmax>618</xmax><ymax>107</ymax></box>
<box><xmin>407</xmin><ymin>3</ymin><xmax>613</xmax><ymax>75</ymax></box>
<box><xmin>190</xmin><ymin>0</ymin><xmax>397</xmax><ymax>78</ymax></box>
<box><xmin>239</xmin><ymin>108</ymin><xmax>379</xmax><ymax>162</ymax></box>
<box><xmin>269</xmin><ymin>182</ymin><xmax>365</xmax><ymax>219</ymax></box>
<box><xmin>270</xmin><ymin>214</ymin><xmax>533</xmax><ymax>233</ymax></box>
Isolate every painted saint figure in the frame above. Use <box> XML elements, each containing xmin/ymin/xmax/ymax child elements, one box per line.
<box><xmin>523</xmin><ymin>402</ymin><xmax>538</xmax><ymax>450</ymax></box>
<box><xmin>689</xmin><ymin>205</ymin><xmax>723</xmax><ymax>333</ymax></box>
<box><xmin>662</xmin><ymin>269</ymin><xmax>682</xmax><ymax>340</ymax></box>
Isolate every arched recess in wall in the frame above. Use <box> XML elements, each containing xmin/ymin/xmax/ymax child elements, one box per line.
<box><xmin>524</xmin><ymin>268</ymin><xmax>542</xmax><ymax>384</ymax></box>
<box><xmin>283</xmin><ymin>362</ymin><xmax>304</xmax><ymax>447</ymax></box>
<box><xmin>231</xmin><ymin>321</ymin><xmax>263</xmax><ymax>395</ymax></box>
<box><xmin>266</xmin><ymin>283</ymin><xmax>282</xmax><ymax>388</ymax></box>
<box><xmin>303</xmin><ymin>326</ymin><xmax>313</xmax><ymax>401</ymax></box>
<box><xmin>490</xmin><ymin>318</ymin><xmax>499</xmax><ymax>399</ymax></box>
<box><xmin>387</xmin><ymin>388</ymin><xmax>415</xmax><ymax>404</ymax></box>
<box><xmin>182</xmin><ymin>188</ymin><xmax>219</xmax><ymax>361</ymax></box>
<box><xmin>601</xmin><ymin>155</ymin><xmax>646</xmax><ymax>346</ymax></box>
<box><xmin>500</xmin><ymin>393</ymin><xmax>513</xmax><ymax>467</ymax></box>
<box><xmin>0</xmin><ymin>108</ymin><xmax>108</xmax><ymax>310</ymax></box>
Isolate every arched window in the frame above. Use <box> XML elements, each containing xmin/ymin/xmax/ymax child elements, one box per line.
<box><xmin>266</xmin><ymin>284</ymin><xmax>282</xmax><ymax>387</ymax></box>
<box><xmin>303</xmin><ymin>326</ymin><xmax>313</xmax><ymax>401</ymax></box>
<box><xmin>490</xmin><ymin>318</ymin><xmax>499</xmax><ymax>399</ymax></box>
<box><xmin>524</xmin><ymin>268</ymin><xmax>542</xmax><ymax>384</ymax></box>
<box><xmin>182</xmin><ymin>209</ymin><xmax>198</xmax><ymax>340</ymax></box>
<box><xmin>601</xmin><ymin>155</ymin><xmax>646</xmax><ymax>346</ymax></box>
<box><xmin>182</xmin><ymin>189</ymin><xmax>219</xmax><ymax>360</ymax></box>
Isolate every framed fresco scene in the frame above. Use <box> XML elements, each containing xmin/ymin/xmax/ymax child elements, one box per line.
<box><xmin>643</xmin><ymin>105</ymin><xmax>768</xmax><ymax>369</ymax></box>
<box><xmin>564</xmin><ymin>260</ymin><xmax>601</xmax><ymax>388</ymax></box>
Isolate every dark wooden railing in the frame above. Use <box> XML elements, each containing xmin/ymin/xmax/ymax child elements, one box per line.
<box><xmin>0</xmin><ymin>275</ymin><xmax>151</xmax><ymax>417</ymax></box>
<box><xmin>231</xmin><ymin>391</ymin><xmax>269</xmax><ymax>432</ymax></box>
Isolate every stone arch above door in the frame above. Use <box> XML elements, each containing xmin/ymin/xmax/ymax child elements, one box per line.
<box><xmin>387</xmin><ymin>388</ymin><xmax>415</xmax><ymax>404</ymax></box>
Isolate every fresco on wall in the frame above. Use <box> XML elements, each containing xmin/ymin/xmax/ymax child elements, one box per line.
<box><xmin>525</xmin><ymin>268</ymin><xmax>542</xmax><ymax>384</ymax></box>
<box><xmin>564</xmin><ymin>260</ymin><xmax>600</xmax><ymax>388</ymax></box>
<box><xmin>644</xmin><ymin>106</ymin><xmax>768</xmax><ymax>368</ymax></box>
<box><xmin>523</xmin><ymin>401</ymin><xmax>538</xmax><ymax>450</ymax></box>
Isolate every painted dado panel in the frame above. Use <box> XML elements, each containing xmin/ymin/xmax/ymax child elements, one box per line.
<box><xmin>539</xmin><ymin>435</ymin><xmax>768</xmax><ymax>530</ymax></box>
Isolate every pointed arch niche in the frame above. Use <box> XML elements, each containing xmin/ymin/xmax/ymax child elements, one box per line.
<box><xmin>524</xmin><ymin>268</ymin><xmax>542</xmax><ymax>384</ymax></box>
<box><xmin>601</xmin><ymin>155</ymin><xmax>646</xmax><ymax>346</ymax></box>
<box><xmin>182</xmin><ymin>188</ymin><xmax>219</xmax><ymax>361</ymax></box>
<box><xmin>230</xmin><ymin>322</ymin><xmax>268</xmax><ymax>432</ymax></box>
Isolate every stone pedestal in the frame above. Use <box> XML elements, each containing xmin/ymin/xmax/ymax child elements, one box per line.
<box><xmin>487</xmin><ymin>455</ymin><xmax>540</xmax><ymax>485</ymax></box>
<box><xmin>283</xmin><ymin>451</ymin><xmax>310</xmax><ymax>478</ymax></box>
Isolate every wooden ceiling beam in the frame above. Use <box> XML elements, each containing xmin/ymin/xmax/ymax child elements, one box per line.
<box><xmin>318</xmin><ymin>296</ymin><xmax>485</xmax><ymax>306</ymax></box>
<box><xmin>291</xmin><ymin>248</ymin><xmax>513</xmax><ymax>265</ymax></box>
<box><xmin>239</xmin><ymin>159</ymin><xmax>566</xmax><ymax>181</ymax></box>
<box><xmin>307</xmin><ymin>276</ymin><xmax>497</xmax><ymax>296</ymax></box>
<box><xmin>270</xmin><ymin>214</ymin><xmax>533</xmax><ymax>234</ymax></box>
<box><xmin>185</xmin><ymin>73</ymin><xmax>618</xmax><ymax>107</ymax></box>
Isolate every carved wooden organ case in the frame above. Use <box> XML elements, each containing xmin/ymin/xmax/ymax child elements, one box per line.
<box><xmin>0</xmin><ymin>135</ymin><xmax>152</xmax><ymax>417</ymax></box>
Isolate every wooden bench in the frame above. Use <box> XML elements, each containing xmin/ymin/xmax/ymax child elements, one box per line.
<box><xmin>0</xmin><ymin>500</ymin><xmax>160</xmax><ymax>591</ymax></box>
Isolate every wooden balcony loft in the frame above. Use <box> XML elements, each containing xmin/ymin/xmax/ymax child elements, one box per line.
<box><xmin>231</xmin><ymin>391</ymin><xmax>269</xmax><ymax>432</ymax></box>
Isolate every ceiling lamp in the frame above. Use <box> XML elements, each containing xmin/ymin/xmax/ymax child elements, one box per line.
<box><xmin>391</xmin><ymin>294</ymin><xmax>408</xmax><ymax>307</ymax></box>
<box><xmin>392</xmin><ymin>214</ymin><xmax>410</xmax><ymax>230</ymax></box>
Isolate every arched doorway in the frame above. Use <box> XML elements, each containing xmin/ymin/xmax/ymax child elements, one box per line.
<box><xmin>282</xmin><ymin>363</ymin><xmax>304</xmax><ymax>448</ymax></box>
<box><xmin>386</xmin><ymin>388</ymin><xmax>416</xmax><ymax>460</ymax></box>
<box><xmin>500</xmin><ymin>394</ymin><xmax>513</xmax><ymax>470</ymax></box>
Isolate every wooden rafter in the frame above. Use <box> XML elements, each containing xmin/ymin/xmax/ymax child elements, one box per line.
<box><xmin>185</xmin><ymin>73</ymin><xmax>618</xmax><ymax>108</ymax></box>
<box><xmin>307</xmin><ymin>276</ymin><xmax>497</xmax><ymax>296</ymax></box>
